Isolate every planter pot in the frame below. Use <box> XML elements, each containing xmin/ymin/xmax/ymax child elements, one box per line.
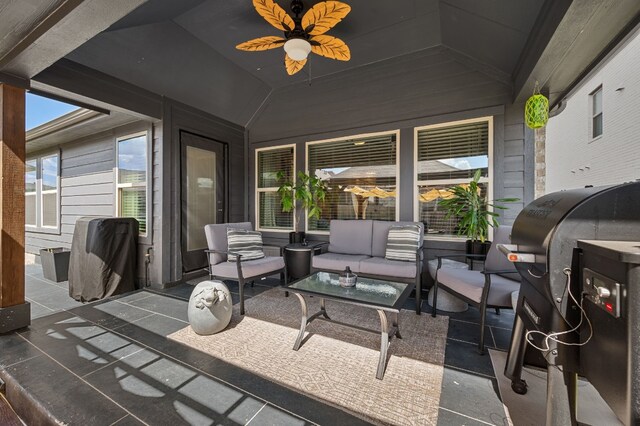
<box><xmin>466</xmin><ymin>240</ymin><xmax>491</xmax><ymax>257</ymax></box>
<box><xmin>289</xmin><ymin>231</ymin><xmax>306</xmax><ymax>244</ymax></box>
<box><xmin>39</xmin><ymin>248</ymin><xmax>70</xmax><ymax>282</ymax></box>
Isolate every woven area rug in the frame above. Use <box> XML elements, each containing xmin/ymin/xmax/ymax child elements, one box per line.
<box><xmin>169</xmin><ymin>288</ymin><xmax>449</xmax><ymax>425</ymax></box>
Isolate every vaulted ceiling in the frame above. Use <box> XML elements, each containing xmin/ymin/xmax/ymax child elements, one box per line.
<box><xmin>61</xmin><ymin>0</ymin><xmax>545</xmax><ymax>125</ymax></box>
<box><xmin>2</xmin><ymin>0</ymin><xmax>640</xmax><ymax>131</ymax></box>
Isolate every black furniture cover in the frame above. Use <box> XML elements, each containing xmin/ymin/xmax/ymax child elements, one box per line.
<box><xmin>69</xmin><ymin>217</ymin><xmax>139</xmax><ymax>302</ymax></box>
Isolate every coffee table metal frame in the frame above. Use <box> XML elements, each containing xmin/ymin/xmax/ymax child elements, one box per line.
<box><xmin>287</xmin><ymin>272</ymin><xmax>414</xmax><ymax>380</ymax></box>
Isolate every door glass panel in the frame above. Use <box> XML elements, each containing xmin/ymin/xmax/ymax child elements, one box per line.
<box><xmin>186</xmin><ymin>146</ymin><xmax>216</xmax><ymax>252</ymax></box>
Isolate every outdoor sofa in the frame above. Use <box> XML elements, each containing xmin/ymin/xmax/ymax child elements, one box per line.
<box><xmin>311</xmin><ymin>219</ymin><xmax>424</xmax><ymax>314</ymax></box>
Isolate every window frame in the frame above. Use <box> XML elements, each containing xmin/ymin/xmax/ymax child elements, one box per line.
<box><xmin>40</xmin><ymin>153</ymin><xmax>60</xmax><ymax>229</ymax></box>
<box><xmin>25</xmin><ymin>158</ymin><xmax>38</xmax><ymax>229</ymax></box>
<box><xmin>305</xmin><ymin>130</ymin><xmax>401</xmax><ymax>235</ymax></box>
<box><xmin>590</xmin><ymin>85</ymin><xmax>603</xmax><ymax>140</ymax></box>
<box><xmin>115</xmin><ymin>130</ymin><xmax>151</xmax><ymax>242</ymax></box>
<box><xmin>413</xmin><ymin>116</ymin><xmax>494</xmax><ymax>241</ymax></box>
<box><xmin>255</xmin><ymin>144</ymin><xmax>296</xmax><ymax>233</ymax></box>
<box><xmin>24</xmin><ymin>152</ymin><xmax>61</xmax><ymax>234</ymax></box>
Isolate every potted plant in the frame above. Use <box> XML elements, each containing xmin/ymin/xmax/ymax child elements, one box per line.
<box><xmin>276</xmin><ymin>170</ymin><xmax>327</xmax><ymax>243</ymax></box>
<box><xmin>438</xmin><ymin>169</ymin><xmax>519</xmax><ymax>255</ymax></box>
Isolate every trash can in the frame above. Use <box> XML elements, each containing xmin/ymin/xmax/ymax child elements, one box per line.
<box><xmin>39</xmin><ymin>248</ymin><xmax>70</xmax><ymax>282</ymax></box>
<box><xmin>69</xmin><ymin>217</ymin><xmax>139</xmax><ymax>302</ymax></box>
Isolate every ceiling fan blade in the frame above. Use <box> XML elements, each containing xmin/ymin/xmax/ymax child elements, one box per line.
<box><xmin>285</xmin><ymin>54</ymin><xmax>307</xmax><ymax>75</ymax></box>
<box><xmin>236</xmin><ymin>36</ymin><xmax>286</xmax><ymax>51</ymax></box>
<box><xmin>253</xmin><ymin>0</ymin><xmax>295</xmax><ymax>32</ymax></box>
<box><xmin>311</xmin><ymin>35</ymin><xmax>351</xmax><ymax>61</ymax></box>
<box><xmin>302</xmin><ymin>1</ymin><xmax>351</xmax><ymax>36</ymax></box>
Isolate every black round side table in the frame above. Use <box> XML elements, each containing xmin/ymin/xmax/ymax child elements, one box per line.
<box><xmin>284</xmin><ymin>243</ymin><xmax>317</xmax><ymax>280</ymax></box>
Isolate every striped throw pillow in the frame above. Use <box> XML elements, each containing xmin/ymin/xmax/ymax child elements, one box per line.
<box><xmin>385</xmin><ymin>225</ymin><xmax>421</xmax><ymax>262</ymax></box>
<box><xmin>227</xmin><ymin>228</ymin><xmax>265</xmax><ymax>262</ymax></box>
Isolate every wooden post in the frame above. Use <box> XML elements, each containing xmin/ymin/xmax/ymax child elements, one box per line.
<box><xmin>0</xmin><ymin>83</ymin><xmax>29</xmax><ymax>333</ymax></box>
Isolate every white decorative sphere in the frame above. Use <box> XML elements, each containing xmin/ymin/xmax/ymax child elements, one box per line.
<box><xmin>188</xmin><ymin>280</ymin><xmax>233</xmax><ymax>335</ymax></box>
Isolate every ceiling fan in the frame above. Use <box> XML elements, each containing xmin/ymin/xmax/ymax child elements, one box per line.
<box><xmin>236</xmin><ymin>0</ymin><xmax>351</xmax><ymax>75</ymax></box>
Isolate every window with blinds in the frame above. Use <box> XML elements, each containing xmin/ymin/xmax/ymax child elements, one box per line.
<box><xmin>117</xmin><ymin>133</ymin><xmax>148</xmax><ymax>235</ymax></box>
<box><xmin>25</xmin><ymin>159</ymin><xmax>37</xmax><ymax>226</ymax></box>
<box><xmin>256</xmin><ymin>145</ymin><xmax>294</xmax><ymax>231</ymax></box>
<box><xmin>307</xmin><ymin>132</ymin><xmax>398</xmax><ymax>232</ymax></box>
<box><xmin>25</xmin><ymin>155</ymin><xmax>59</xmax><ymax>229</ymax></box>
<box><xmin>415</xmin><ymin>118</ymin><xmax>491</xmax><ymax>237</ymax></box>
<box><xmin>41</xmin><ymin>155</ymin><xmax>59</xmax><ymax>228</ymax></box>
<box><xmin>591</xmin><ymin>86</ymin><xmax>603</xmax><ymax>139</ymax></box>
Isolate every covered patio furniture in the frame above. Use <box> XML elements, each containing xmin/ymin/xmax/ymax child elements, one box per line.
<box><xmin>204</xmin><ymin>222</ymin><xmax>286</xmax><ymax>315</ymax></box>
<box><xmin>431</xmin><ymin>225</ymin><xmax>520</xmax><ymax>353</ymax></box>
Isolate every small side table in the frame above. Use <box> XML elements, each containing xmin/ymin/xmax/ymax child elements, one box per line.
<box><xmin>284</xmin><ymin>243</ymin><xmax>322</xmax><ymax>281</ymax></box>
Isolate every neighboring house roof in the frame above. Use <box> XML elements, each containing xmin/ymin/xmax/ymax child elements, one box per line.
<box><xmin>330</xmin><ymin>161</ymin><xmax>459</xmax><ymax>179</ymax></box>
<box><xmin>26</xmin><ymin>108</ymin><xmax>141</xmax><ymax>154</ymax></box>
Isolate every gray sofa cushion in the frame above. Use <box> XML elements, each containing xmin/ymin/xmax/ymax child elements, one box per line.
<box><xmin>359</xmin><ymin>257</ymin><xmax>417</xmax><ymax>279</ymax></box>
<box><xmin>328</xmin><ymin>220</ymin><xmax>373</xmax><ymax>256</ymax></box>
<box><xmin>436</xmin><ymin>267</ymin><xmax>520</xmax><ymax>306</ymax></box>
<box><xmin>372</xmin><ymin>221</ymin><xmax>424</xmax><ymax>258</ymax></box>
<box><xmin>205</xmin><ymin>222</ymin><xmax>252</xmax><ymax>264</ymax></box>
<box><xmin>312</xmin><ymin>252</ymin><xmax>371</xmax><ymax>273</ymax></box>
<box><xmin>211</xmin><ymin>256</ymin><xmax>284</xmax><ymax>279</ymax></box>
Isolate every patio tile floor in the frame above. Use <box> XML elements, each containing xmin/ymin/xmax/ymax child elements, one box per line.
<box><xmin>0</xmin><ymin>265</ymin><xmax>514</xmax><ymax>425</ymax></box>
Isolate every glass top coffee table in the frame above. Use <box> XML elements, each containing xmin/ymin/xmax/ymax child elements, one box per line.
<box><xmin>287</xmin><ymin>271</ymin><xmax>414</xmax><ymax>379</ymax></box>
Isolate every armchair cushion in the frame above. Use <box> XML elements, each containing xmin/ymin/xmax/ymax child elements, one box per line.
<box><xmin>211</xmin><ymin>256</ymin><xmax>284</xmax><ymax>279</ymax></box>
<box><xmin>485</xmin><ymin>225</ymin><xmax>519</xmax><ymax>280</ymax></box>
<box><xmin>384</xmin><ymin>224</ymin><xmax>422</xmax><ymax>262</ymax></box>
<box><xmin>436</xmin><ymin>268</ymin><xmax>520</xmax><ymax>306</ymax></box>
<box><xmin>227</xmin><ymin>228</ymin><xmax>265</xmax><ymax>262</ymax></box>
<box><xmin>205</xmin><ymin>222</ymin><xmax>252</xmax><ymax>264</ymax></box>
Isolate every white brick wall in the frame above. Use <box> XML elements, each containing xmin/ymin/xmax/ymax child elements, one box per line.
<box><xmin>546</xmin><ymin>26</ymin><xmax>640</xmax><ymax>193</ymax></box>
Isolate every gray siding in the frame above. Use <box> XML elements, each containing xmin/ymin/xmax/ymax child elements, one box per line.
<box><xmin>26</xmin><ymin>120</ymin><xmax>159</xmax><ymax>284</ymax></box>
<box><xmin>149</xmin><ymin>120</ymin><xmax>162</xmax><ymax>285</ymax></box>
<box><xmin>248</xmin><ymin>48</ymin><xmax>532</xmax><ymax>286</ymax></box>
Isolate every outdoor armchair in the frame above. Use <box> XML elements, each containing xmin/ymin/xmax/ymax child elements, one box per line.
<box><xmin>431</xmin><ymin>225</ymin><xmax>520</xmax><ymax>354</ymax></box>
<box><xmin>204</xmin><ymin>222</ymin><xmax>287</xmax><ymax>315</ymax></box>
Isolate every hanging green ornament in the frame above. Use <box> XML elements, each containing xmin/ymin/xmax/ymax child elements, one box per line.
<box><xmin>525</xmin><ymin>82</ymin><xmax>549</xmax><ymax>129</ymax></box>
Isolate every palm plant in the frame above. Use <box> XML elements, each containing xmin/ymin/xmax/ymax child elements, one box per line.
<box><xmin>438</xmin><ymin>169</ymin><xmax>519</xmax><ymax>243</ymax></box>
<box><xmin>276</xmin><ymin>170</ymin><xmax>327</xmax><ymax>233</ymax></box>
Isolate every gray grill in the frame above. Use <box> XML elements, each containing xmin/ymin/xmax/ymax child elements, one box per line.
<box><xmin>501</xmin><ymin>181</ymin><xmax>640</xmax><ymax>425</ymax></box>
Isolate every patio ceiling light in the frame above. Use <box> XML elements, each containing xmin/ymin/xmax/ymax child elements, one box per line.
<box><xmin>283</xmin><ymin>38</ymin><xmax>311</xmax><ymax>61</ymax></box>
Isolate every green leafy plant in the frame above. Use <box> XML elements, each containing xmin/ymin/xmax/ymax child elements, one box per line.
<box><xmin>276</xmin><ymin>170</ymin><xmax>327</xmax><ymax>232</ymax></box>
<box><xmin>438</xmin><ymin>169</ymin><xmax>519</xmax><ymax>242</ymax></box>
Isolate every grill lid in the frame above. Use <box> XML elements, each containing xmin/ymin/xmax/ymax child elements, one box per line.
<box><xmin>511</xmin><ymin>185</ymin><xmax>611</xmax><ymax>254</ymax></box>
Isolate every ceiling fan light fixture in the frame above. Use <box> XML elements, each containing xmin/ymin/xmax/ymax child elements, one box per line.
<box><xmin>284</xmin><ymin>38</ymin><xmax>312</xmax><ymax>61</ymax></box>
